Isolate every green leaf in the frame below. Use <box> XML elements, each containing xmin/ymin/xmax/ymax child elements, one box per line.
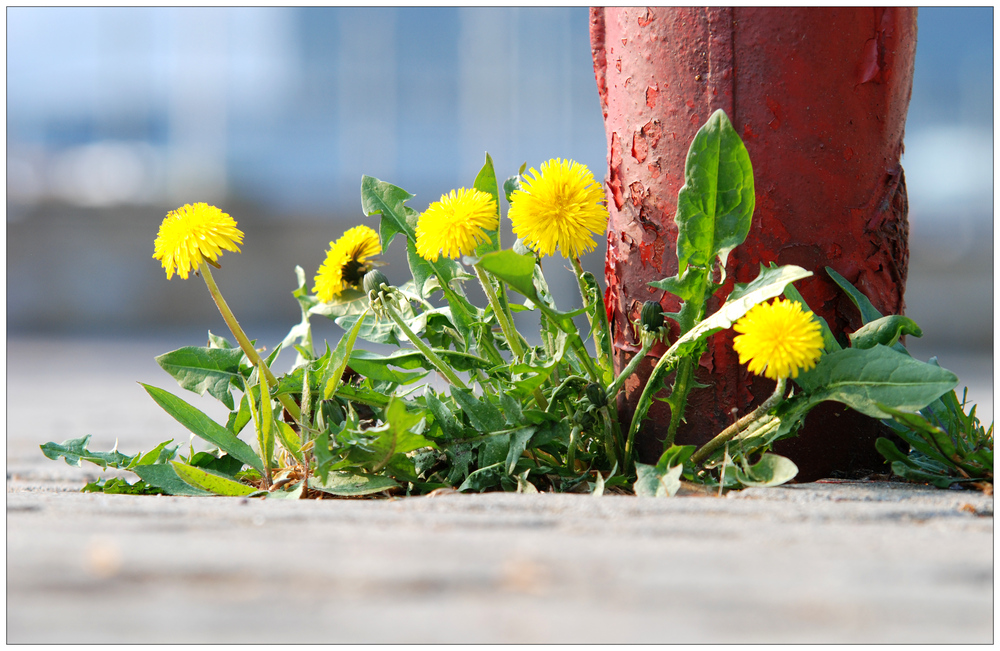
<box><xmin>131</xmin><ymin>439</ymin><xmax>177</xmax><ymax>468</ymax></box>
<box><xmin>473</xmin><ymin>152</ymin><xmax>503</xmax><ymax>257</ymax></box>
<box><xmin>361</xmin><ymin>175</ymin><xmax>418</xmax><ymax>252</ymax></box>
<box><xmin>324</xmin><ymin>314</ymin><xmax>367</xmax><ymax>399</ymax></box>
<box><xmin>731</xmin><ymin>454</ymin><xmax>798</xmax><ymax>487</ymax></box>
<box><xmin>506</xmin><ymin>427</ymin><xmax>537</xmax><ymax>475</ymax></box>
<box><xmin>476</xmin><ymin>249</ymin><xmax>538</xmax><ymax>301</ymax></box>
<box><xmin>308</xmin><ymin>471</ymin><xmax>400</xmax><ymax>497</ymax></box>
<box><xmin>188</xmin><ymin>451</ymin><xmax>245</xmax><ymax>478</ymax></box>
<box><xmin>256</xmin><ymin>363</ymin><xmax>276</xmax><ymax>471</ymax></box>
<box><xmin>445</xmin><ymin>443</ymin><xmax>474</xmax><ymax>484</ymax></box>
<box><xmin>275</xmin><ymin>421</ymin><xmax>304</xmax><ymax>463</ymax></box>
<box><xmin>451</xmin><ymin>387</ymin><xmax>506</xmax><ymax>433</ymax></box>
<box><xmin>266</xmin><ymin>482</ymin><xmax>305</xmax><ymax>500</ymax></box>
<box><xmin>675</xmin><ymin>109</ymin><xmax>755</xmax><ymax>275</ymax></box>
<box><xmin>503</xmin><ymin>162</ymin><xmax>526</xmax><ymax>204</ymax></box>
<box><xmin>132</xmin><ymin>464</ymin><xmax>213</xmax><ymax>496</ymax></box>
<box><xmin>155</xmin><ymin>346</ymin><xmax>244</xmax><ymax>410</ymax></box>
<box><xmin>141</xmin><ymin>383</ymin><xmax>263</xmax><ymax>473</ymax></box>
<box><xmin>425</xmin><ymin>391</ymin><xmax>463</xmax><ymax>440</ymax></box>
<box><xmin>826</xmin><ymin>266</ymin><xmax>884</xmax><ymax>325</ymax></box>
<box><xmin>648</xmin><ymin>266</ymin><xmax>709</xmax><ymax>303</ymax></box>
<box><xmin>795</xmin><ymin>346</ymin><xmax>959</xmax><ymax>419</ymax></box>
<box><xmin>634</xmin><ymin>462</ymin><xmax>683</xmax><ymax>497</ymax></box>
<box><xmin>40</xmin><ymin>435</ymin><xmax>137</xmax><ymax>469</ymax></box>
<box><xmin>207</xmin><ymin>331</ymin><xmax>234</xmax><ymax>349</ymax></box>
<box><xmin>348</xmin><ymin>350</ymin><xmax>429</xmax><ymax>385</ymax></box>
<box><xmin>227</xmin><ymin>393</ymin><xmax>253</xmax><ymax>436</ymax></box>
<box><xmin>875</xmin><ymin>437</ymin><xmax>911</xmax><ymax>465</ymax></box>
<box><xmin>82</xmin><ymin>477</ymin><xmax>165</xmax><ymax>495</ymax></box>
<box><xmin>360</xmin><ymin>399</ymin><xmax>435</xmax><ymax>473</ymax></box>
<box><xmin>171</xmin><ymin>461</ymin><xmax>258</xmax><ymax>496</ymax></box>
<box><xmin>849</xmin><ymin>315</ymin><xmax>923</xmax><ymax>350</ymax></box>
<box><xmin>580</xmin><ymin>270</ymin><xmax>614</xmax><ymax>380</ymax></box>
<box><xmin>656</xmin><ymin>444</ymin><xmax>696</xmax><ymax>471</ymax></box>
<box><xmin>458</xmin><ymin>461</ymin><xmax>504</xmax><ymax>492</ymax></box>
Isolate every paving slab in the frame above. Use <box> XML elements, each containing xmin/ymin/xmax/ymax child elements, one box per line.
<box><xmin>6</xmin><ymin>335</ymin><xmax>994</xmax><ymax>644</ymax></box>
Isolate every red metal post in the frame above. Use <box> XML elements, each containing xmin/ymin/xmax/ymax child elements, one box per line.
<box><xmin>591</xmin><ymin>7</ymin><xmax>917</xmax><ymax>480</ymax></box>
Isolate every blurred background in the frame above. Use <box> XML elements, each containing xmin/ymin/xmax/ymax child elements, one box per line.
<box><xmin>6</xmin><ymin>7</ymin><xmax>993</xmax><ymax>412</ymax></box>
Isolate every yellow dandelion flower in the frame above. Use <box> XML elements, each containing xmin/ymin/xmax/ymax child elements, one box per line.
<box><xmin>732</xmin><ymin>299</ymin><xmax>825</xmax><ymax>380</ymax></box>
<box><xmin>508</xmin><ymin>158</ymin><xmax>609</xmax><ymax>259</ymax></box>
<box><xmin>415</xmin><ymin>188</ymin><xmax>498</xmax><ymax>262</ymax></box>
<box><xmin>153</xmin><ymin>203</ymin><xmax>244</xmax><ymax>280</ymax></box>
<box><xmin>313</xmin><ymin>225</ymin><xmax>381</xmax><ymax>302</ymax></box>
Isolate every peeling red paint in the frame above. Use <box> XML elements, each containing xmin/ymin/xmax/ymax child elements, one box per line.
<box><xmin>647</xmin><ymin>160</ymin><xmax>661</xmax><ymax>179</ymax></box>
<box><xmin>642</xmin><ymin>120</ymin><xmax>662</xmax><ymax>147</ymax></box>
<box><xmin>637</xmin><ymin>8</ymin><xmax>654</xmax><ymax>27</ymax></box>
<box><xmin>857</xmin><ymin>8</ymin><xmax>896</xmax><ymax>85</ymax></box>
<box><xmin>629</xmin><ymin>180</ymin><xmax>646</xmax><ymax>207</ymax></box>
<box><xmin>646</xmin><ymin>83</ymin><xmax>659</xmax><ymax>108</ymax></box>
<box><xmin>631</xmin><ymin>131</ymin><xmax>648</xmax><ymax>163</ymax></box>
<box><xmin>639</xmin><ymin>240</ymin><xmax>654</xmax><ymax>267</ymax></box>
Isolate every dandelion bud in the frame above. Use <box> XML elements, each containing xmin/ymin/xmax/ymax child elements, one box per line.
<box><xmin>363</xmin><ymin>269</ymin><xmax>389</xmax><ymax>295</ymax></box>
<box><xmin>640</xmin><ymin>300</ymin><xmax>664</xmax><ymax>332</ymax></box>
<box><xmin>585</xmin><ymin>382</ymin><xmax>607</xmax><ymax>408</ymax></box>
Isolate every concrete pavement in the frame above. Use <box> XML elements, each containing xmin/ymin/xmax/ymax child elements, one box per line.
<box><xmin>6</xmin><ymin>335</ymin><xmax>994</xmax><ymax>643</ymax></box>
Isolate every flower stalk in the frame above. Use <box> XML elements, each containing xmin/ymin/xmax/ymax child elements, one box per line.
<box><xmin>376</xmin><ymin>291</ymin><xmax>470</xmax><ymax>391</ymax></box>
<box><xmin>199</xmin><ymin>261</ymin><xmax>302</xmax><ymax>423</ymax></box>
<box><xmin>690</xmin><ymin>378</ymin><xmax>787</xmax><ymax>466</ymax></box>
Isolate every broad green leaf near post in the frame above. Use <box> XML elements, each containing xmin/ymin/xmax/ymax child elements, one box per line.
<box><xmin>794</xmin><ymin>345</ymin><xmax>958</xmax><ymax>419</ymax></box>
<box><xmin>641</xmin><ymin>109</ymin><xmax>755</xmax><ymax>453</ymax></box>
<box><xmin>825</xmin><ymin>266</ymin><xmax>884</xmax><ymax>325</ymax></box>
<box><xmin>675</xmin><ymin>108</ymin><xmax>754</xmax><ymax>280</ymax></box>
<box><xmin>849</xmin><ymin>315</ymin><xmax>922</xmax><ymax>350</ymax></box>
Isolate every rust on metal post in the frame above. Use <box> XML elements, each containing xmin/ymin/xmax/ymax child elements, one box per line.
<box><xmin>591</xmin><ymin>7</ymin><xmax>917</xmax><ymax>480</ymax></box>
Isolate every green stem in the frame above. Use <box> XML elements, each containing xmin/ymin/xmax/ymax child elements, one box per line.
<box><xmin>383</xmin><ymin>301</ymin><xmax>469</xmax><ymax>390</ymax></box>
<box><xmin>474</xmin><ymin>264</ymin><xmax>525</xmax><ymax>359</ymax></box>
<box><xmin>690</xmin><ymin>378</ymin><xmax>787</xmax><ymax>466</ymax></box>
<box><xmin>474</xmin><ymin>264</ymin><xmax>548</xmax><ymax>410</ymax></box>
<box><xmin>199</xmin><ymin>261</ymin><xmax>302</xmax><ymax>424</ymax></box>
<box><xmin>570</xmin><ymin>256</ymin><xmax>607</xmax><ymax>370</ymax></box>
<box><xmin>663</xmin><ymin>356</ymin><xmax>694</xmax><ymax>450</ymax></box>
<box><xmin>607</xmin><ymin>338</ymin><xmax>654</xmax><ymax>401</ymax></box>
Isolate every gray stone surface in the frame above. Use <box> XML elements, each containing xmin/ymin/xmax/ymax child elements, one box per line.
<box><xmin>6</xmin><ymin>336</ymin><xmax>995</xmax><ymax>643</ymax></box>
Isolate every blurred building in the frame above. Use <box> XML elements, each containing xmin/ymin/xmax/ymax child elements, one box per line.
<box><xmin>6</xmin><ymin>7</ymin><xmax>994</xmax><ymax>349</ymax></box>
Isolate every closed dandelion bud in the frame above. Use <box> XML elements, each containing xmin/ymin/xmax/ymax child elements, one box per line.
<box><xmin>363</xmin><ymin>269</ymin><xmax>389</xmax><ymax>295</ymax></box>
<box><xmin>641</xmin><ymin>300</ymin><xmax>664</xmax><ymax>331</ymax></box>
<box><xmin>586</xmin><ymin>382</ymin><xmax>607</xmax><ymax>408</ymax></box>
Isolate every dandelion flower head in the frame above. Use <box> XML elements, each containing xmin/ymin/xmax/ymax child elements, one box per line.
<box><xmin>732</xmin><ymin>298</ymin><xmax>825</xmax><ymax>380</ymax></box>
<box><xmin>415</xmin><ymin>188</ymin><xmax>498</xmax><ymax>262</ymax></box>
<box><xmin>508</xmin><ymin>158</ymin><xmax>609</xmax><ymax>259</ymax></box>
<box><xmin>153</xmin><ymin>203</ymin><xmax>244</xmax><ymax>280</ymax></box>
<box><xmin>313</xmin><ymin>225</ymin><xmax>382</xmax><ymax>302</ymax></box>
